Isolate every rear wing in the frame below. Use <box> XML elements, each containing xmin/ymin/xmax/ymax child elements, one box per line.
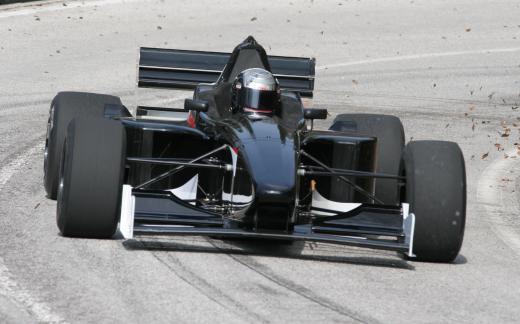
<box><xmin>138</xmin><ymin>47</ymin><xmax>315</xmax><ymax>97</ymax></box>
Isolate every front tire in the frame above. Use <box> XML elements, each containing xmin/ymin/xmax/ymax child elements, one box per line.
<box><xmin>44</xmin><ymin>92</ymin><xmax>122</xmax><ymax>199</ymax></box>
<box><xmin>57</xmin><ymin>117</ymin><xmax>126</xmax><ymax>238</ymax></box>
<box><xmin>401</xmin><ymin>141</ymin><xmax>466</xmax><ymax>262</ymax></box>
<box><xmin>330</xmin><ymin>114</ymin><xmax>405</xmax><ymax>205</ymax></box>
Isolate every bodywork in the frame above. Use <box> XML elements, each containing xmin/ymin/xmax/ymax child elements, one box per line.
<box><xmin>112</xmin><ymin>36</ymin><xmax>415</xmax><ymax>255</ymax></box>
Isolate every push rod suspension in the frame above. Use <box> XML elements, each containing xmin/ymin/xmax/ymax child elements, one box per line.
<box><xmin>134</xmin><ymin>145</ymin><xmax>229</xmax><ymax>190</ymax></box>
<box><xmin>126</xmin><ymin>157</ymin><xmax>233</xmax><ymax>171</ymax></box>
<box><xmin>299</xmin><ymin>150</ymin><xmax>384</xmax><ymax>205</ymax></box>
<box><xmin>300</xmin><ymin>168</ymin><xmax>404</xmax><ymax>180</ymax></box>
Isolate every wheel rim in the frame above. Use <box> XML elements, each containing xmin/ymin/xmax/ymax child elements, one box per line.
<box><xmin>43</xmin><ymin>106</ymin><xmax>54</xmax><ymax>181</ymax></box>
<box><xmin>57</xmin><ymin>140</ymin><xmax>66</xmax><ymax>218</ymax></box>
<box><xmin>43</xmin><ymin>139</ymin><xmax>49</xmax><ymax>176</ymax></box>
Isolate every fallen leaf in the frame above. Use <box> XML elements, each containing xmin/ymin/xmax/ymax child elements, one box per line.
<box><xmin>482</xmin><ymin>152</ymin><xmax>489</xmax><ymax>159</ymax></box>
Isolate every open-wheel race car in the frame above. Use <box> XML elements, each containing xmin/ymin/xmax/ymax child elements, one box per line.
<box><xmin>43</xmin><ymin>36</ymin><xmax>466</xmax><ymax>262</ymax></box>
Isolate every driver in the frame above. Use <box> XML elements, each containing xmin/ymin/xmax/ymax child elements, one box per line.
<box><xmin>231</xmin><ymin>68</ymin><xmax>281</xmax><ymax>117</ymax></box>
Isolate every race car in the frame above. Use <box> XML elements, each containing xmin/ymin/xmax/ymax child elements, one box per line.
<box><xmin>43</xmin><ymin>36</ymin><xmax>466</xmax><ymax>262</ymax></box>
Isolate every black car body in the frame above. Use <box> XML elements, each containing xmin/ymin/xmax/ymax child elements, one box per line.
<box><xmin>44</xmin><ymin>36</ymin><xmax>467</xmax><ymax>262</ymax></box>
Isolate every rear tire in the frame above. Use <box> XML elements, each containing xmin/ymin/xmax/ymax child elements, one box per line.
<box><xmin>57</xmin><ymin>117</ymin><xmax>126</xmax><ymax>238</ymax></box>
<box><xmin>44</xmin><ymin>92</ymin><xmax>122</xmax><ymax>199</ymax></box>
<box><xmin>330</xmin><ymin>114</ymin><xmax>405</xmax><ymax>205</ymax></box>
<box><xmin>401</xmin><ymin>141</ymin><xmax>466</xmax><ymax>262</ymax></box>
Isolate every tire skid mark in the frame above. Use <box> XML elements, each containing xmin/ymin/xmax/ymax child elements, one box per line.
<box><xmin>317</xmin><ymin>89</ymin><xmax>512</xmax><ymax>107</ymax></box>
<box><xmin>0</xmin><ymin>0</ymin><xmax>142</xmax><ymax>19</ymax></box>
<box><xmin>0</xmin><ymin>141</ymin><xmax>43</xmax><ymax>191</ymax></box>
<box><xmin>0</xmin><ymin>89</ymin><xmax>136</xmax><ymax>108</ymax></box>
<box><xmin>0</xmin><ymin>258</ymin><xmax>66</xmax><ymax>324</ymax></box>
<box><xmin>0</xmin><ymin>134</ymin><xmax>45</xmax><ymax>165</ymax></box>
<box><xmin>140</xmin><ymin>240</ymin><xmax>270</xmax><ymax>324</ymax></box>
<box><xmin>0</xmin><ymin>138</ymin><xmax>64</xmax><ymax>322</ymax></box>
<box><xmin>477</xmin><ymin>148</ymin><xmax>520</xmax><ymax>255</ymax></box>
<box><xmin>319</xmin><ymin>102</ymin><xmax>506</xmax><ymax>122</ymax></box>
<box><xmin>0</xmin><ymin>98</ymin><xmax>50</xmax><ymax>110</ymax></box>
<box><xmin>0</xmin><ymin>103</ymin><xmax>49</xmax><ymax>118</ymax></box>
<box><xmin>207</xmin><ymin>241</ymin><xmax>376</xmax><ymax>324</ymax></box>
<box><xmin>0</xmin><ymin>90</ymin><xmax>186</xmax><ymax>118</ymax></box>
<box><xmin>318</xmin><ymin>47</ymin><xmax>520</xmax><ymax>70</ymax></box>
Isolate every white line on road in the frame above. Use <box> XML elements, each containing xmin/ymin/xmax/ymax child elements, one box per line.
<box><xmin>0</xmin><ymin>144</ymin><xmax>65</xmax><ymax>323</ymax></box>
<box><xmin>0</xmin><ymin>144</ymin><xmax>42</xmax><ymax>190</ymax></box>
<box><xmin>318</xmin><ymin>47</ymin><xmax>520</xmax><ymax>70</ymax></box>
<box><xmin>477</xmin><ymin>149</ymin><xmax>520</xmax><ymax>255</ymax></box>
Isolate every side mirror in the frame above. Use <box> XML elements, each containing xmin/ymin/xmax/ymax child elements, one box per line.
<box><xmin>184</xmin><ymin>99</ymin><xmax>209</xmax><ymax>112</ymax></box>
<box><xmin>303</xmin><ymin>108</ymin><xmax>328</xmax><ymax>120</ymax></box>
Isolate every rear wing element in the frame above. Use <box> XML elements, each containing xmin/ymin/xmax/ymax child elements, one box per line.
<box><xmin>138</xmin><ymin>47</ymin><xmax>315</xmax><ymax>97</ymax></box>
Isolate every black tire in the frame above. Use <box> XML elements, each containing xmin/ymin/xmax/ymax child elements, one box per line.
<box><xmin>44</xmin><ymin>92</ymin><xmax>122</xmax><ymax>199</ymax></box>
<box><xmin>401</xmin><ymin>141</ymin><xmax>466</xmax><ymax>262</ymax></box>
<box><xmin>330</xmin><ymin>114</ymin><xmax>405</xmax><ymax>205</ymax></box>
<box><xmin>57</xmin><ymin>117</ymin><xmax>126</xmax><ymax>238</ymax></box>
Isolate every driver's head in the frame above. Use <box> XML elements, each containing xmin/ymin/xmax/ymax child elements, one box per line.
<box><xmin>231</xmin><ymin>68</ymin><xmax>281</xmax><ymax>116</ymax></box>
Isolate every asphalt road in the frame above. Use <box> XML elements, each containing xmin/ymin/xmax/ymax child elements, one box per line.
<box><xmin>1</xmin><ymin>0</ymin><xmax>520</xmax><ymax>323</ymax></box>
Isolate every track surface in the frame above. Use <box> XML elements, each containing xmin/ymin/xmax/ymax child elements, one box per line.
<box><xmin>1</xmin><ymin>0</ymin><xmax>520</xmax><ymax>323</ymax></box>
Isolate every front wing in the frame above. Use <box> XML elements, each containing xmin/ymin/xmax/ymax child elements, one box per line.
<box><xmin>119</xmin><ymin>185</ymin><xmax>416</xmax><ymax>257</ymax></box>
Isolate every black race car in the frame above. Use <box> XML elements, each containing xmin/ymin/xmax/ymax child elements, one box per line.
<box><xmin>43</xmin><ymin>36</ymin><xmax>466</xmax><ymax>262</ymax></box>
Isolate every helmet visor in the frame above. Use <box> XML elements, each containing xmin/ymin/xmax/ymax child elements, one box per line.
<box><xmin>238</xmin><ymin>87</ymin><xmax>278</xmax><ymax>113</ymax></box>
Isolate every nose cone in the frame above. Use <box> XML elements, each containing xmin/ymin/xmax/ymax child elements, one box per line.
<box><xmin>242</xmin><ymin>139</ymin><xmax>296</xmax><ymax>202</ymax></box>
<box><xmin>233</xmin><ymin>119</ymin><xmax>298</xmax><ymax>230</ymax></box>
